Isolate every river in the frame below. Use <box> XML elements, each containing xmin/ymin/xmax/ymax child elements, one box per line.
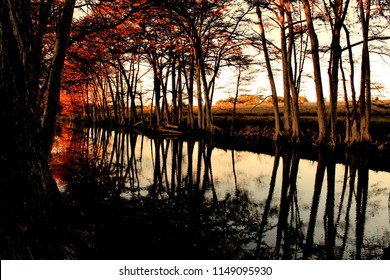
<box><xmin>50</xmin><ymin>124</ymin><xmax>390</xmax><ymax>259</ymax></box>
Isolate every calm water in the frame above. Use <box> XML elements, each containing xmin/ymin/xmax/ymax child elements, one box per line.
<box><xmin>51</xmin><ymin>124</ymin><xmax>390</xmax><ymax>259</ymax></box>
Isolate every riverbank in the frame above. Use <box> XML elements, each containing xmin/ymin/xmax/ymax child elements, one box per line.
<box><xmin>213</xmin><ymin>103</ymin><xmax>390</xmax><ymax>173</ymax></box>
<box><xmin>212</xmin><ymin>101</ymin><xmax>390</xmax><ymax>148</ymax></box>
<box><xmin>61</xmin><ymin>100</ymin><xmax>390</xmax><ymax>165</ymax></box>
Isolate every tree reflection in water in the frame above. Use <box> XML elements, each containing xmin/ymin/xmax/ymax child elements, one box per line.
<box><xmin>51</xmin><ymin>125</ymin><xmax>390</xmax><ymax>259</ymax></box>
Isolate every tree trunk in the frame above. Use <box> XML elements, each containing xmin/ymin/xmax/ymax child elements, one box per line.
<box><xmin>328</xmin><ymin>28</ymin><xmax>342</xmax><ymax>146</ymax></box>
<box><xmin>231</xmin><ymin>67</ymin><xmax>242</xmax><ymax>136</ymax></box>
<box><xmin>255</xmin><ymin>1</ymin><xmax>282</xmax><ymax>141</ymax></box>
<box><xmin>342</xmin><ymin>24</ymin><xmax>359</xmax><ymax>145</ymax></box>
<box><xmin>1</xmin><ymin>0</ymin><xmax>74</xmax><ymax>259</ymax></box>
<box><xmin>358</xmin><ymin>0</ymin><xmax>372</xmax><ymax>142</ymax></box>
<box><xmin>41</xmin><ymin>0</ymin><xmax>76</xmax><ymax>160</ymax></box>
<box><xmin>177</xmin><ymin>55</ymin><xmax>183</xmax><ymax>125</ymax></box>
<box><xmin>278</xmin><ymin>4</ymin><xmax>292</xmax><ymax>133</ymax></box>
<box><xmin>171</xmin><ymin>51</ymin><xmax>178</xmax><ymax>125</ymax></box>
<box><xmin>151</xmin><ymin>53</ymin><xmax>161</xmax><ymax>126</ymax></box>
<box><xmin>195</xmin><ymin>52</ymin><xmax>204</xmax><ymax>130</ymax></box>
<box><xmin>285</xmin><ymin>1</ymin><xmax>301</xmax><ymax>142</ymax></box>
<box><xmin>340</xmin><ymin>59</ymin><xmax>351</xmax><ymax>144</ymax></box>
<box><xmin>328</xmin><ymin>0</ymin><xmax>349</xmax><ymax>146</ymax></box>
<box><xmin>184</xmin><ymin>52</ymin><xmax>195</xmax><ymax>130</ymax></box>
<box><xmin>197</xmin><ymin>46</ymin><xmax>213</xmax><ymax>132</ymax></box>
<box><xmin>302</xmin><ymin>0</ymin><xmax>327</xmax><ymax>144</ymax></box>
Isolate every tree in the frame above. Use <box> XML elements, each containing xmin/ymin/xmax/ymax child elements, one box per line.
<box><xmin>163</xmin><ymin>0</ymin><xmax>248</xmax><ymax>132</ymax></box>
<box><xmin>301</xmin><ymin>0</ymin><xmax>328</xmax><ymax>144</ymax></box>
<box><xmin>253</xmin><ymin>0</ymin><xmax>283</xmax><ymax>140</ymax></box>
<box><xmin>41</xmin><ymin>0</ymin><xmax>76</xmax><ymax>159</ymax></box>
<box><xmin>249</xmin><ymin>0</ymin><xmax>306</xmax><ymax>142</ymax></box>
<box><xmin>326</xmin><ymin>0</ymin><xmax>351</xmax><ymax>146</ymax></box>
<box><xmin>356</xmin><ymin>0</ymin><xmax>372</xmax><ymax>142</ymax></box>
<box><xmin>284</xmin><ymin>0</ymin><xmax>302</xmax><ymax>142</ymax></box>
<box><xmin>1</xmin><ymin>0</ymin><xmax>76</xmax><ymax>258</ymax></box>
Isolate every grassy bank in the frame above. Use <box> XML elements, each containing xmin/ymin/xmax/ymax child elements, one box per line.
<box><xmin>212</xmin><ymin>101</ymin><xmax>390</xmax><ymax>148</ymax></box>
<box><xmin>62</xmin><ymin>100</ymin><xmax>390</xmax><ymax>151</ymax></box>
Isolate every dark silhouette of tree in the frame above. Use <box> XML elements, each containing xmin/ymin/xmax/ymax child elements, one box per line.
<box><xmin>1</xmin><ymin>0</ymin><xmax>76</xmax><ymax>259</ymax></box>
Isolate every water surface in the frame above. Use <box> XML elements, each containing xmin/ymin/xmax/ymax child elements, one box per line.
<box><xmin>51</xmin><ymin>125</ymin><xmax>390</xmax><ymax>259</ymax></box>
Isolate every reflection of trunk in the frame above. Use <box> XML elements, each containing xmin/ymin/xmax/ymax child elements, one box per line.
<box><xmin>202</xmin><ymin>141</ymin><xmax>216</xmax><ymax>204</ymax></box>
<box><xmin>112</xmin><ymin>131</ymin><xmax>125</xmax><ymax>194</ymax></box>
<box><xmin>256</xmin><ymin>146</ymin><xmax>280</xmax><ymax>258</ymax></box>
<box><xmin>336</xmin><ymin>153</ymin><xmax>349</xmax><ymax>226</ymax></box>
<box><xmin>170</xmin><ymin>140</ymin><xmax>178</xmax><ymax>197</ymax></box>
<box><xmin>278</xmin><ymin>148</ymin><xmax>301</xmax><ymax>259</ymax></box>
<box><xmin>274</xmin><ymin>150</ymin><xmax>292</xmax><ymax>259</ymax></box>
<box><xmin>161</xmin><ymin>140</ymin><xmax>170</xmax><ymax>195</ymax></box>
<box><xmin>355</xmin><ymin>156</ymin><xmax>368</xmax><ymax>259</ymax></box>
<box><xmin>287</xmin><ymin>149</ymin><xmax>302</xmax><ymax>258</ymax></box>
<box><xmin>231</xmin><ymin>149</ymin><xmax>238</xmax><ymax>195</ymax></box>
<box><xmin>303</xmin><ymin>149</ymin><xmax>326</xmax><ymax>259</ymax></box>
<box><xmin>108</xmin><ymin>131</ymin><xmax>118</xmax><ymax>173</ymax></box>
<box><xmin>325</xmin><ymin>153</ymin><xmax>336</xmax><ymax>259</ymax></box>
<box><xmin>186</xmin><ymin>140</ymin><xmax>195</xmax><ymax>195</ymax></box>
<box><xmin>126</xmin><ymin>132</ymin><xmax>139</xmax><ymax>192</ymax></box>
<box><xmin>177</xmin><ymin>140</ymin><xmax>183</xmax><ymax>196</ymax></box>
<box><xmin>339</xmin><ymin>154</ymin><xmax>356</xmax><ymax>259</ymax></box>
<box><xmin>151</xmin><ymin>138</ymin><xmax>162</xmax><ymax>198</ymax></box>
<box><xmin>195</xmin><ymin>140</ymin><xmax>203</xmax><ymax>195</ymax></box>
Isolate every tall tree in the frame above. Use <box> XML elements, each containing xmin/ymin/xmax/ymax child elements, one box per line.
<box><xmin>1</xmin><ymin>0</ymin><xmax>76</xmax><ymax>258</ymax></box>
<box><xmin>164</xmin><ymin>0</ymin><xmax>247</xmax><ymax>132</ymax></box>
<box><xmin>284</xmin><ymin>0</ymin><xmax>302</xmax><ymax>142</ymax></box>
<box><xmin>326</xmin><ymin>0</ymin><xmax>351</xmax><ymax>145</ymax></box>
<box><xmin>254</xmin><ymin>0</ymin><xmax>283</xmax><ymax>140</ymax></box>
<box><xmin>41</xmin><ymin>0</ymin><xmax>76</xmax><ymax>159</ymax></box>
<box><xmin>302</xmin><ymin>0</ymin><xmax>328</xmax><ymax>144</ymax></box>
<box><xmin>357</xmin><ymin>0</ymin><xmax>372</xmax><ymax>142</ymax></box>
